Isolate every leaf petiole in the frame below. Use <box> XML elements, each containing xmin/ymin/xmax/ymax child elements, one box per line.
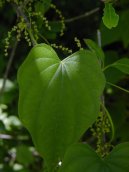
<box><xmin>107</xmin><ymin>81</ymin><xmax>129</xmax><ymax>94</ymax></box>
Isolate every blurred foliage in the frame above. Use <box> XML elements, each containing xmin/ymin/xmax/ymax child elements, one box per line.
<box><xmin>0</xmin><ymin>0</ymin><xmax>129</xmax><ymax>171</ymax></box>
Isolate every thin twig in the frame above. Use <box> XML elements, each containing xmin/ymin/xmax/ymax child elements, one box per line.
<box><xmin>0</xmin><ymin>134</ymin><xmax>29</xmax><ymax>140</ymax></box>
<box><xmin>0</xmin><ymin>134</ymin><xmax>13</xmax><ymax>140</ymax></box>
<box><xmin>0</xmin><ymin>41</ymin><xmax>18</xmax><ymax>100</ymax></box>
<box><xmin>97</xmin><ymin>29</ymin><xmax>102</xmax><ymax>48</ymax></box>
<box><xmin>101</xmin><ymin>103</ymin><xmax>115</xmax><ymax>143</ymax></box>
<box><xmin>107</xmin><ymin>82</ymin><xmax>129</xmax><ymax>94</ymax></box>
<box><xmin>12</xmin><ymin>3</ymin><xmax>37</xmax><ymax>46</ymax></box>
<box><xmin>65</xmin><ymin>7</ymin><xmax>100</xmax><ymax>23</ymax></box>
<box><xmin>38</xmin><ymin>33</ymin><xmax>50</xmax><ymax>45</ymax></box>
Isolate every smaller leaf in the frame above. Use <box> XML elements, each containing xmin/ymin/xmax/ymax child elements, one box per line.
<box><xmin>35</xmin><ymin>2</ymin><xmax>45</xmax><ymax>13</ymax></box>
<box><xmin>41</xmin><ymin>0</ymin><xmax>51</xmax><ymax>12</ymax></box>
<box><xmin>102</xmin><ymin>3</ymin><xmax>119</xmax><ymax>29</ymax></box>
<box><xmin>111</xmin><ymin>58</ymin><xmax>129</xmax><ymax>74</ymax></box>
<box><xmin>35</xmin><ymin>0</ymin><xmax>51</xmax><ymax>14</ymax></box>
<box><xmin>60</xmin><ymin>142</ymin><xmax>129</xmax><ymax>172</ymax></box>
<box><xmin>84</xmin><ymin>39</ymin><xmax>105</xmax><ymax>63</ymax></box>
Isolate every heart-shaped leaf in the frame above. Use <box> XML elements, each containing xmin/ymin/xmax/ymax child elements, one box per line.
<box><xmin>60</xmin><ymin>142</ymin><xmax>129</xmax><ymax>172</ymax></box>
<box><xmin>17</xmin><ymin>44</ymin><xmax>105</xmax><ymax>171</ymax></box>
<box><xmin>102</xmin><ymin>3</ymin><xmax>119</xmax><ymax>29</ymax></box>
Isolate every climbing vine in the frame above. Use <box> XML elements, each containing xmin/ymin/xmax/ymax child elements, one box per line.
<box><xmin>1</xmin><ymin>0</ymin><xmax>129</xmax><ymax>172</ymax></box>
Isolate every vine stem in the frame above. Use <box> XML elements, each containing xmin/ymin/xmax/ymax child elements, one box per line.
<box><xmin>0</xmin><ymin>40</ymin><xmax>18</xmax><ymax>100</ymax></box>
<box><xmin>97</xmin><ymin>30</ymin><xmax>112</xmax><ymax>151</ymax></box>
<box><xmin>97</xmin><ymin>30</ymin><xmax>115</xmax><ymax>155</ymax></box>
<box><xmin>0</xmin><ymin>134</ymin><xmax>13</xmax><ymax>140</ymax></box>
<box><xmin>28</xmin><ymin>29</ymin><xmax>37</xmax><ymax>46</ymax></box>
<box><xmin>103</xmin><ymin>64</ymin><xmax>112</xmax><ymax>71</ymax></box>
<box><xmin>101</xmin><ymin>103</ymin><xmax>115</xmax><ymax>143</ymax></box>
<box><xmin>13</xmin><ymin>3</ymin><xmax>37</xmax><ymax>47</ymax></box>
<box><xmin>107</xmin><ymin>81</ymin><xmax>129</xmax><ymax>94</ymax></box>
<box><xmin>0</xmin><ymin>134</ymin><xmax>29</xmax><ymax>140</ymax></box>
<box><xmin>1</xmin><ymin>3</ymin><xmax>38</xmax><ymax>99</ymax></box>
<box><xmin>97</xmin><ymin>30</ymin><xmax>102</xmax><ymax>48</ymax></box>
<box><xmin>38</xmin><ymin>33</ymin><xmax>50</xmax><ymax>45</ymax></box>
<box><xmin>65</xmin><ymin>7</ymin><xmax>100</xmax><ymax>23</ymax></box>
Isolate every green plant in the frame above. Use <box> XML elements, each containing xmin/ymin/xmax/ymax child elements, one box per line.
<box><xmin>17</xmin><ymin>43</ymin><xmax>129</xmax><ymax>172</ymax></box>
<box><xmin>1</xmin><ymin>0</ymin><xmax>129</xmax><ymax>172</ymax></box>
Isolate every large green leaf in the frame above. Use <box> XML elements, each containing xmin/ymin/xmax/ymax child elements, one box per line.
<box><xmin>17</xmin><ymin>44</ymin><xmax>105</xmax><ymax>171</ymax></box>
<box><xmin>102</xmin><ymin>3</ymin><xmax>119</xmax><ymax>29</ymax></box>
<box><xmin>60</xmin><ymin>142</ymin><xmax>129</xmax><ymax>172</ymax></box>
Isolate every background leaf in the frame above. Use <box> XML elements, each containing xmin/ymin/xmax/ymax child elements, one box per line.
<box><xmin>35</xmin><ymin>0</ymin><xmax>51</xmax><ymax>14</ymax></box>
<box><xmin>101</xmin><ymin>9</ymin><xmax>129</xmax><ymax>48</ymax></box>
<box><xmin>111</xmin><ymin>58</ymin><xmax>129</xmax><ymax>75</ymax></box>
<box><xmin>60</xmin><ymin>142</ymin><xmax>129</xmax><ymax>172</ymax></box>
<box><xmin>16</xmin><ymin>145</ymin><xmax>33</xmax><ymax>166</ymax></box>
<box><xmin>18</xmin><ymin>44</ymin><xmax>105</xmax><ymax>171</ymax></box>
<box><xmin>102</xmin><ymin>3</ymin><xmax>119</xmax><ymax>29</ymax></box>
<box><xmin>84</xmin><ymin>39</ymin><xmax>105</xmax><ymax>63</ymax></box>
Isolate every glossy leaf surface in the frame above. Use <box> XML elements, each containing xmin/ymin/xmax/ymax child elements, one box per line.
<box><xmin>18</xmin><ymin>44</ymin><xmax>105</xmax><ymax>171</ymax></box>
